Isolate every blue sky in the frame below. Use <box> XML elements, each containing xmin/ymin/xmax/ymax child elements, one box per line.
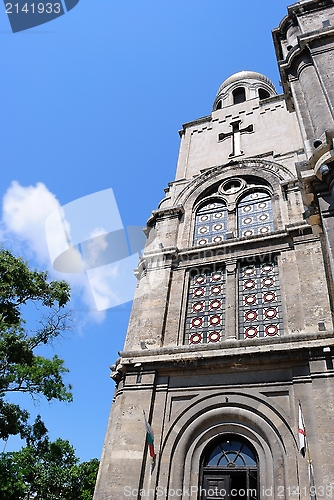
<box><xmin>0</xmin><ymin>0</ymin><xmax>291</xmax><ymax>461</ymax></box>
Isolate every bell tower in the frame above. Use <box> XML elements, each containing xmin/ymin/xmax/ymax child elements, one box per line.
<box><xmin>94</xmin><ymin>3</ymin><xmax>334</xmax><ymax>499</ymax></box>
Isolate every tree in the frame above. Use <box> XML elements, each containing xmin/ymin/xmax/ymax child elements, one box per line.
<box><xmin>0</xmin><ymin>418</ymin><xmax>99</xmax><ymax>499</ymax></box>
<box><xmin>0</xmin><ymin>248</ymin><xmax>72</xmax><ymax>441</ymax></box>
<box><xmin>69</xmin><ymin>458</ymin><xmax>100</xmax><ymax>500</ymax></box>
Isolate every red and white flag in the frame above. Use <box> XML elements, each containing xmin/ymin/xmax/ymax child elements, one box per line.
<box><xmin>298</xmin><ymin>403</ymin><xmax>306</xmax><ymax>457</ymax></box>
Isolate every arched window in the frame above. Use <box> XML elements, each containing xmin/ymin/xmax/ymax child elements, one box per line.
<box><xmin>201</xmin><ymin>436</ymin><xmax>258</xmax><ymax>500</ymax></box>
<box><xmin>238</xmin><ymin>191</ymin><xmax>273</xmax><ymax>238</ymax></box>
<box><xmin>216</xmin><ymin>99</ymin><xmax>222</xmax><ymax>110</ymax></box>
<box><xmin>194</xmin><ymin>200</ymin><xmax>227</xmax><ymax>246</ymax></box>
<box><xmin>233</xmin><ymin>87</ymin><xmax>246</xmax><ymax>104</ymax></box>
<box><xmin>259</xmin><ymin>88</ymin><xmax>270</xmax><ymax>100</ymax></box>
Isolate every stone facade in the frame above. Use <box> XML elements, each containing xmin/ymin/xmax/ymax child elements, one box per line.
<box><xmin>94</xmin><ymin>2</ymin><xmax>334</xmax><ymax>499</ymax></box>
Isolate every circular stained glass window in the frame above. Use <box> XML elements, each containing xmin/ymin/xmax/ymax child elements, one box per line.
<box><xmin>210</xmin><ymin>285</ymin><xmax>222</xmax><ymax>294</ymax></box>
<box><xmin>213</xmin><ymin>224</ymin><xmax>223</xmax><ymax>231</ymax></box>
<box><xmin>243</xmin><ymin>217</ymin><xmax>253</xmax><ymax>225</ymax></box>
<box><xmin>263</xmin><ymin>292</ymin><xmax>275</xmax><ymax>302</ymax></box>
<box><xmin>243</xmin><ymin>230</ymin><xmax>254</xmax><ymax>237</ymax></box>
<box><xmin>245</xmin><ymin>310</ymin><xmax>258</xmax><ymax>321</ymax></box>
<box><xmin>198</xmin><ymin>239</ymin><xmax>208</xmax><ymax>246</ymax></box>
<box><xmin>221</xmin><ymin>179</ymin><xmax>243</xmax><ymax>194</ymax></box>
<box><xmin>194</xmin><ymin>287</ymin><xmax>205</xmax><ymax>297</ymax></box>
<box><xmin>261</xmin><ymin>264</ymin><xmax>274</xmax><ymax>274</ymax></box>
<box><xmin>264</xmin><ymin>308</ymin><xmax>277</xmax><ymax>319</ymax></box>
<box><xmin>195</xmin><ymin>275</ymin><xmax>206</xmax><ymax>284</ymax></box>
<box><xmin>259</xmin><ymin>226</ymin><xmax>270</xmax><ymax>234</ymax></box>
<box><xmin>262</xmin><ymin>277</ymin><xmax>274</xmax><ymax>287</ymax></box>
<box><xmin>200</xmin><ymin>215</ymin><xmax>209</xmax><ymax>221</ymax></box>
<box><xmin>192</xmin><ymin>317</ymin><xmax>203</xmax><ymax>328</ymax></box>
<box><xmin>214</xmin><ymin>212</ymin><xmax>224</xmax><ymax>219</ymax></box>
<box><xmin>213</xmin><ymin>236</ymin><xmax>223</xmax><ymax>243</ymax></box>
<box><xmin>199</xmin><ymin>226</ymin><xmax>209</xmax><ymax>234</ymax></box>
<box><xmin>244</xmin><ymin>295</ymin><xmax>257</xmax><ymax>305</ymax></box>
<box><xmin>265</xmin><ymin>325</ymin><xmax>279</xmax><ymax>336</ymax></box>
<box><xmin>211</xmin><ymin>272</ymin><xmax>223</xmax><ymax>281</ymax></box>
<box><xmin>245</xmin><ymin>327</ymin><xmax>258</xmax><ymax>338</ymax></box>
<box><xmin>190</xmin><ymin>333</ymin><xmax>202</xmax><ymax>344</ymax></box>
<box><xmin>193</xmin><ymin>302</ymin><xmax>205</xmax><ymax>312</ymax></box>
<box><xmin>209</xmin><ymin>315</ymin><xmax>221</xmax><ymax>326</ymax></box>
<box><xmin>242</xmin><ymin>206</ymin><xmax>252</xmax><ymax>213</ymax></box>
<box><xmin>244</xmin><ymin>280</ymin><xmax>256</xmax><ymax>290</ymax></box>
<box><xmin>244</xmin><ymin>266</ymin><xmax>255</xmax><ymax>276</ymax></box>
<box><xmin>210</xmin><ymin>300</ymin><xmax>221</xmax><ymax>310</ymax></box>
<box><xmin>208</xmin><ymin>332</ymin><xmax>221</xmax><ymax>343</ymax></box>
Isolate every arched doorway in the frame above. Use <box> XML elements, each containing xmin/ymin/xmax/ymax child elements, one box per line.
<box><xmin>200</xmin><ymin>435</ymin><xmax>258</xmax><ymax>500</ymax></box>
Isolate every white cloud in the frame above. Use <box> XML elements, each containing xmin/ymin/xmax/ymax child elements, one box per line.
<box><xmin>1</xmin><ymin>182</ymin><xmax>101</xmax><ymax>321</ymax></box>
<box><xmin>1</xmin><ymin>182</ymin><xmax>138</xmax><ymax>321</ymax></box>
<box><xmin>2</xmin><ymin>181</ymin><xmax>60</xmax><ymax>264</ymax></box>
<box><xmin>86</xmin><ymin>253</ymin><xmax>138</xmax><ymax>311</ymax></box>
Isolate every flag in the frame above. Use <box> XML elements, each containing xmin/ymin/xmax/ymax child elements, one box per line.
<box><xmin>143</xmin><ymin>411</ymin><xmax>156</xmax><ymax>461</ymax></box>
<box><xmin>298</xmin><ymin>403</ymin><xmax>306</xmax><ymax>457</ymax></box>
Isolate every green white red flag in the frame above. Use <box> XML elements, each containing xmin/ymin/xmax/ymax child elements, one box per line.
<box><xmin>143</xmin><ymin>411</ymin><xmax>156</xmax><ymax>461</ymax></box>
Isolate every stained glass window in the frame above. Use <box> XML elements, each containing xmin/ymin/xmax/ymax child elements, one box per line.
<box><xmin>185</xmin><ymin>268</ymin><xmax>225</xmax><ymax>345</ymax></box>
<box><xmin>194</xmin><ymin>200</ymin><xmax>227</xmax><ymax>246</ymax></box>
<box><xmin>238</xmin><ymin>191</ymin><xmax>273</xmax><ymax>238</ymax></box>
<box><xmin>205</xmin><ymin>438</ymin><xmax>257</xmax><ymax>467</ymax></box>
<box><xmin>239</xmin><ymin>261</ymin><xmax>282</xmax><ymax>340</ymax></box>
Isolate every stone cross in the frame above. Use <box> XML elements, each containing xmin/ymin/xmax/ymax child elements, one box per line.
<box><xmin>218</xmin><ymin>120</ymin><xmax>254</xmax><ymax>157</ymax></box>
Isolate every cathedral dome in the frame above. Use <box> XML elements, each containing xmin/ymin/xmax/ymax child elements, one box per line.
<box><xmin>213</xmin><ymin>70</ymin><xmax>277</xmax><ymax>111</ymax></box>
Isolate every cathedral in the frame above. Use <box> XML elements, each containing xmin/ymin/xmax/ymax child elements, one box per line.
<box><xmin>94</xmin><ymin>1</ymin><xmax>334</xmax><ymax>499</ymax></box>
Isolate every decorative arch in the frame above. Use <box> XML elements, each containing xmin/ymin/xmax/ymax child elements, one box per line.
<box><xmin>173</xmin><ymin>159</ymin><xmax>294</xmax><ymax>209</ymax></box>
<box><xmin>172</xmin><ymin>160</ymin><xmax>294</xmax><ymax>248</ymax></box>
<box><xmin>155</xmin><ymin>392</ymin><xmax>302</xmax><ymax>500</ymax></box>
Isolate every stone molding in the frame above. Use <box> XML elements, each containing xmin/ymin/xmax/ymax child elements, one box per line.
<box><xmin>146</xmin><ymin>205</ymin><xmax>184</xmax><ymax>227</ymax></box>
<box><xmin>119</xmin><ymin>331</ymin><xmax>334</xmax><ymax>364</ymax></box>
<box><xmin>174</xmin><ymin>159</ymin><xmax>295</xmax><ymax>209</ymax></box>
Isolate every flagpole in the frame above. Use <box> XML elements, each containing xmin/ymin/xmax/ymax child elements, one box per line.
<box><xmin>299</xmin><ymin>401</ymin><xmax>316</xmax><ymax>500</ymax></box>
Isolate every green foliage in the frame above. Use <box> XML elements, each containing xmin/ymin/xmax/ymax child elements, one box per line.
<box><xmin>70</xmin><ymin>458</ymin><xmax>100</xmax><ymax>500</ymax></box>
<box><xmin>0</xmin><ymin>248</ymin><xmax>72</xmax><ymax>440</ymax></box>
<box><xmin>0</xmin><ymin>418</ymin><xmax>99</xmax><ymax>499</ymax></box>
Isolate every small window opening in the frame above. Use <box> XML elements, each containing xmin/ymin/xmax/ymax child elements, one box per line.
<box><xmin>323</xmin><ymin>19</ymin><xmax>330</xmax><ymax>28</ymax></box>
<box><xmin>259</xmin><ymin>88</ymin><xmax>270</xmax><ymax>100</ymax></box>
<box><xmin>233</xmin><ymin>87</ymin><xmax>246</xmax><ymax>105</ymax></box>
<box><xmin>216</xmin><ymin>100</ymin><xmax>222</xmax><ymax>110</ymax></box>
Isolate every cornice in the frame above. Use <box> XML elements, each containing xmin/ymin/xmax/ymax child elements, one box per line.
<box><xmin>119</xmin><ymin>331</ymin><xmax>334</xmax><ymax>368</ymax></box>
<box><xmin>179</xmin><ymin>115</ymin><xmax>212</xmax><ymax>137</ymax></box>
<box><xmin>147</xmin><ymin>205</ymin><xmax>184</xmax><ymax>227</ymax></box>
